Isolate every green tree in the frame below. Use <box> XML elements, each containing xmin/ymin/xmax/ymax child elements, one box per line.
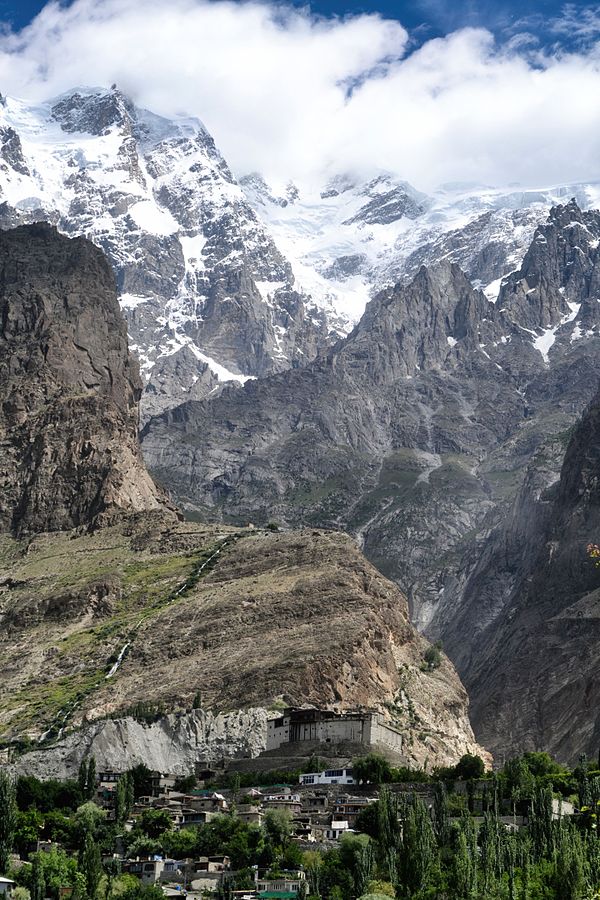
<box><xmin>338</xmin><ymin>834</ymin><xmax>373</xmax><ymax>898</ymax></box>
<box><xmin>138</xmin><ymin>809</ymin><xmax>172</xmax><ymax>839</ymax></box>
<box><xmin>354</xmin><ymin>801</ymin><xmax>380</xmax><ymax>839</ymax></box>
<box><xmin>552</xmin><ymin>825</ymin><xmax>588</xmax><ymax>900</ymax></box>
<box><xmin>397</xmin><ymin>794</ymin><xmax>438</xmax><ymax>898</ymax></box>
<box><xmin>449</xmin><ymin>815</ymin><xmax>478</xmax><ymax>900</ymax></box>
<box><xmin>421</xmin><ymin>642</ymin><xmax>442</xmax><ymax>672</ymax></box>
<box><xmin>521</xmin><ymin>751</ymin><xmax>563</xmax><ymax>778</ymax></box>
<box><xmin>115</xmin><ymin>778</ymin><xmax>126</xmax><ymax>826</ymax></box>
<box><xmin>454</xmin><ymin>754</ymin><xmax>485</xmax><ymax>780</ymax></box>
<box><xmin>302</xmin><ymin>850</ymin><xmax>323</xmax><ymax>897</ymax></box>
<box><xmin>16</xmin><ymin>777</ymin><xmax>81</xmax><ymax>814</ymax></box>
<box><xmin>29</xmin><ymin>847</ymin><xmax>79</xmax><ymax>900</ymax></box>
<box><xmin>529</xmin><ymin>784</ymin><xmax>554</xmax><ymax>862</ymax></box>
<box><xmin>432</xmin><ymin>781</ymin><xmax>449</xmax><ymax>844</ymax></box>
<box><xmin>77</xmin><ymin>760</ymin><xmax>96</xmax><ymax>803</ymax></box>
<box><xmin>365</xmin><ymin>881</ymin><xmax>395</xmax><ymax>898</ymax></box>
<box><xmin>479</xmin><ymin>811</ymin><xmax>505</xmax><ymax>895</ymax></box>
<box><xmin>12</xmin><ymin>888</ymin><xmax>31</xmax><ymax>900</ymax></box>
<box><xmin>376</xmin><ymin>788</ymin><xmax>401</xmax><ymax>883</ymax></box>
<box><xmin>127</xmin><ymin>765</ymin><xmax>153</xmax><ymax>801</ymax></box>
<box><xmin>13</xmin><ymin>809</ymin><xmax>43</xmax><ymax>856</ymax></box>
<box><xmin>353</xmin><ymin>754</ymin><xmax>393</xmax><ymax>786</ymax></box>
<box><xmin>161</xmin><ymin>827</ymin><xmax>198</xmax><ymax>858</ymax></box>
<box><xmin>30</xmin><ymin>854</ymin><xmax>46</xmax><ymax>900</ymax></box>
<box><xmin>0</xmin><ymin>771</ymin><xmax>17</xmax><ymax>875</ymax></box>
<box><xmin>125</xmin><ymin>836</ymin><xmax>162</xmax><ymax>859</ymax></box>
<box><xmin>103</xmin><ymin>857</ymin><xmax>121</xmax><ymax>900</ymax></box>
<box><xmin>114</xmin><ymin>881</ymin><xmax>163</xmax><ymax>900</ymax></box>
<box><xmin>264</xmin><ymin>809</ymin><xmax>292</xmax><ymax>850</ymax></box>
<box><xmin>230</xmin><ymin>774</ymin><xmax>241</xmax><ymax>803</ymax></box>
<box><xmin>172</xmin><ymin>775</ymin><xmax>197</xmax><ymax>794</ymax></box>
<box><xmin>80</xmin><ymin>831</ymin><xmax>102</xmax><ymax>900</ymax></box>
<box><xmin>73</xmin><ymin>802</ymin><xmax>106</xmax><ymax>847</ymax></box>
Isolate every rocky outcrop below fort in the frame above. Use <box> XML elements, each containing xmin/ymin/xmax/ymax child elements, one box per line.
<box><xmin>0</xmin><ymin>516</ymin><xmax>487</xmax><ymax>771</ymax></box>
<box><xmin>11</xmin><ymin>709</ymin><xmax>269</xmax><ymax>780</ymax></box>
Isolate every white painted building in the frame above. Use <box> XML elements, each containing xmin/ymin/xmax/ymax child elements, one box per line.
<box><xmin>326</xmin><ymin>819</ymin><xmax>351</xmax><ymax>840</ymax></box>
<box><xmin>299</xmin><ymin>767</ymin><xmax>354</xmax><ymax>786</ymax></box>
<box><xmin>0</xmin><ymin>879</ymin><xmax>15</xmax><ymax>898</ymax></box>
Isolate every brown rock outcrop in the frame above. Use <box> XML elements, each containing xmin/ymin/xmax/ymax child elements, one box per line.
<box><xmin>0</xmin><ymin>223</ymin><xmax>170</xmax><ymax>534</ymax></box>
<box><xmin>0</xmin><ymin>517</ymin><xmax>488</xmax><ymax>769</ymax></box>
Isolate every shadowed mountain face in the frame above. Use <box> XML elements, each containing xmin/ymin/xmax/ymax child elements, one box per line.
<box><xmin>0</xmin><ymin>223</ymin><xmax>170</xmax><ymax>535</ymax></box>
<box><xmin>142</xmin><ymin>200</ymin><xmax>600</xmax><ymax>760</ymax></box>
<box><xmin>465</xmin><ymin>388</ymin><xmax>600</xmax><ymax>762</ymax></box>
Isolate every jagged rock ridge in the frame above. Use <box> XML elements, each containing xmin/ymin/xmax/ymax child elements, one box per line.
<box><xmin>242</xmin><ymin>174</ymin><xmax>600</xmax><ymax>324</ymax></box>
<box><xmin>4</xmin><ymin>85</ymin><xmax>600</xmax><ymax>429</ymax></box>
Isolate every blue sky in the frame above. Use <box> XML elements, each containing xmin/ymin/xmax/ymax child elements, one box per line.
<box><xmin>5</xmin><ymin>0</ymin><xmax>600</xmax><ymax>49</ymax></box>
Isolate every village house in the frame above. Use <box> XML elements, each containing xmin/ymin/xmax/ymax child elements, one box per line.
<box><xmin>300</xmin><ymin>792</ymin><xmax>329</xmax><ymax>816</ymax></box>
<box><xmin>325</xmin><ymin>819</ymin><xmax>351</xmax><ymax>841</ymax></box>
<box><xmin>179</xmin><ymin>808</ymin><xmax>219</xmax><ymax>827</ymax></box>
<box><xmin>261</xmin><ymin>792</ymin><xmax>302</xmax><ymax>816</ymax></box>
<box><xmin>0</xmin><ymin>878</ymin><xmax>15</xmax><ymax>898</ymax></box>
<box><xmin>236</xmin><ymin>803</ymin><xmax>264</xmax><ymax>826</ymax></box>
<box><xmin>331</xmin><ymin>795</ymin><xmax>376</xmax><ymax>828</ymax></box>
<box><xmin>256</xmin><ymin>869</ymin><xmax>306</xmax><ymax>897</ymax></box>
<box><xmin>124</xmin><ymin>858</ymin><xmax>177</xmax><ymax>885</ymax></box>
<box><xmin>291</xmin><ymin>815</ymin><xmax>316</xmax><ymax>842</ymax></box>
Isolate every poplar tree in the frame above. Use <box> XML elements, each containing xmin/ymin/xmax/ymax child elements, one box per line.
<box><xmin>397</xmin><ymin>794</ymin><xmax>437</xmax><ymax>898</ymax></box>
<box><xmin>0</xmin><ymin>771</ymin><xmax>16</xmax><ymax>875</ymax></box>
<box><xmin>529</xmin><ymin>784</ymin><xmax>554</xmax><ymax>861</ymax></box>
<box><xmin>80</xmin><ymin>831</ymin><xmax>102</xmax><ymax>900</ymax></box>
<box><xmin>376</xmin><ymin>787</ymin><xmax>401</xmax><ymax>883</ymax></box>
<box><xmin>553</xmin><ymin>825</ymin><xmax>587</xmax><ymax>900</ymax></box>
<box><xmin>31</xmin><ymin>854</ymin><xmax>46</xmax><ymax>900</ymax></box>
<box><xmin>432</xmin><ymin>781</ymin><xmax>449</xmax><ymax>844</ymax></box>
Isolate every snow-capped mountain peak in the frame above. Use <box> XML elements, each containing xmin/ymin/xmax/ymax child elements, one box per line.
<box><xmin>0</xmin><ymin>86</ymin><xmax>327</xmax><ymax>420</ymax></box>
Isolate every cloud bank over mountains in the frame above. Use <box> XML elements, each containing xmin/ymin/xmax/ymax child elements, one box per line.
<box><xmin>1</xmin><ymin>0</ymin><xmax>599</xmax><ymax>189</ymax></box>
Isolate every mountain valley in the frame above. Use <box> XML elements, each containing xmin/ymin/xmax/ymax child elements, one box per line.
<box><xmin>1</xmin><ymin>84</ymin><xmax>600</xmax><ymax>766</ymax></box>
<box><xmin>0</xmin><ymin>222</ymin><xmax>486</xmax><ymax>777</ymax></box>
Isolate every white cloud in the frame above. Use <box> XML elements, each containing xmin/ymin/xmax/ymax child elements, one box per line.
<box><xmin>1</xmin><ymin>0</ymin><xmax>600</xmax><ymax>191</ymax></box>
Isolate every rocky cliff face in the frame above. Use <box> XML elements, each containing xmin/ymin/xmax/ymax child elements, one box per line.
<box><xmin>0</xmin><ymin>223</ymin><xmax>168</xmax><ymax>535</ymax></box>
<box><xmin>462</xmin><ymin>388</ymin><xmax>600</xmax><ymax>762</ymax></box>
<box><xmin>11</xmin><ymin>709</ymin><xmax>270</xmax><ymax>780</ymax></box>
<box><xmin>142</xmin><ymin>201</ymin><xmax>600</xmax><ymax>758</ymax></box>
